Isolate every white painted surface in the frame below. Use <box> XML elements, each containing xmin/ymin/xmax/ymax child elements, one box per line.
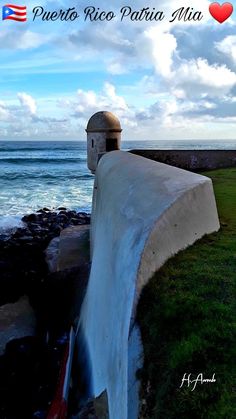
<box><xmin>128</xmin><ymin>324</ymin><xmax>143</xmax><ymax>419</ymax></box>
<box><xmin>80</xmin><ymin>151</ymin><xmax>220</xmax><ymax>419</ymax></box>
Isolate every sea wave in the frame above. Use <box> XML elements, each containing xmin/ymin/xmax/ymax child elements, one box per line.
<box><xmin>0</xmin><ymin>157</ymin><xmax>86</xmax><ymax>164</ymax></box>
<box><xmin>0</xmin><ymin>147</ymin><xmax>82</xmax><ymax>153</ymax></box>
<box><xmin>0</xmin><ymin>173</ymin><xmax>93</xmax><ymax>180</ymax></box>
<box><xmin>0</xmin><ymin>215</ymin><xmax>24</xmax><ymax>233</ymax></box>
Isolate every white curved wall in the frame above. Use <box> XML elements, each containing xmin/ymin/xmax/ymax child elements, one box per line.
<box><xmin>80</xmin><ymin>151</ymin><xmax>220</xmax><ymax>419</ymax></box>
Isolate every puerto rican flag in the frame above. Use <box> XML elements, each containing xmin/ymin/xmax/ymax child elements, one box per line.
<box><xmin>2</xmin><ymin>4</ymin><xmax>27</xmax><ymax>21</ymax></box>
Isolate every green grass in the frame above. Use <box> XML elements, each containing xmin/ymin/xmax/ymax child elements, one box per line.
<box><xmin>137</xmin><ymin>168</ymin><xmax>236</xmax><ymax>419</ymax></box>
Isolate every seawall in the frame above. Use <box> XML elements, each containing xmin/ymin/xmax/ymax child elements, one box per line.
<box><xmin>129</xmin><ymin>149</ymin><xmax>236</xmax><ymax>171</ymax></box>
<box><xmin>79</xmin><ymin>150</ymin><xmax>220</xmax><ymax>418</ymax></box>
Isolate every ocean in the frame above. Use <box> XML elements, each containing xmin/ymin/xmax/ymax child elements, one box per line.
<box><xmin>1</xmin><ymin>139</ymin><xmax>236</xmax><ymax>231</ymax></box>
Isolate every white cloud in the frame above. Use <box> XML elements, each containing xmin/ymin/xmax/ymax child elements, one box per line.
<box><xmin>18</xmin><ymin>31</ymin><xmax>49</xmax><ymax>50</ymax></box>
<box><xmin>18</xmin><ymin>93</ymin><xmax>37</xmax><ymax>115</ymax></box>
<box><xmin>145</xmin><ymin>27</ymin><xmax>177</xmax><ymax>77</ymax></box>
<box><xmin>72</xmin><ymin>82</ymin><xmax>132</xmax><ymax>124</ymax></box>
<box><xmin>0</xmin><ymin>105</ymin><xmax>9</xmax><ymax>121</ymax></box>
<box><xmin>174</xmin><ymin>58</ymin><xmax>236</xmax><ymax>97</ymax></box>
<box><xmin>1</xmin><ymin>0</ymin><xmax>236</xmax><ymax>140</ymax></box>
<box><xmin>107</xmin><ymin>61</ymin><xmax>126</xmax><ymax>75</ymax></box>
<box><xmin>215</xmin><ymin>35</ymin><xmax>236</xmax><ymax>63</ymax></box>
<box><xmin>76</xmin><ymin>90</ymin><xmax>97</xmax><ymax>112</ymax></box>
<box><xmin>103</xmin><ymin>82</ymin><xmax>128</xmax><ymax>110</ymax></box>
<box><xmin>0</xmin><ymin>30</ymin><xmax>49</xmax><ymax>50</ymax></box>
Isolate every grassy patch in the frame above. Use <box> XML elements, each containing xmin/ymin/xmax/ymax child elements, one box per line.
<box><xmin>137</xmin><ymin>168</ymin><xmax>236</xmax><ymax>419</ymax></box>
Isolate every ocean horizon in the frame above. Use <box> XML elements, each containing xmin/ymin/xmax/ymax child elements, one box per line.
<box><xmin>1</xmin><ymin>139</ymin><xmax>236</xmax><ymax>232</ymax></box>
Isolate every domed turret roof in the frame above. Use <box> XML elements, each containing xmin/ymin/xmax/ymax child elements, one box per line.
<box><xmin>86</xmin><ymin>111</ymin><xmax>122</xmax><ymax>132</ymax></box>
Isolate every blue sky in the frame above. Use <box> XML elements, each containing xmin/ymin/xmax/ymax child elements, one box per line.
<box><xmin>1</xmin><ymin>0</ymin><xmax>236</xmax><ymax>140</ymax></box>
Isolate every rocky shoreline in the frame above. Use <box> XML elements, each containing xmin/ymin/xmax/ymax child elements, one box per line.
<box><xmin>0</xmin><ymin>208</ymin><xmax>91</xmax><ymax>419</ymax></box>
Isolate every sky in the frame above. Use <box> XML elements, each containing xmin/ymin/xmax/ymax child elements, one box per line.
<box><xmin>0</xmin><ymin>0</ymin><xmax>236</xmax><ymax>141</ymax></box>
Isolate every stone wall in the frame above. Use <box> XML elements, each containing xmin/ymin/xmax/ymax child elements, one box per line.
<box><xmin>79</xmin><ymin>150</ymin><xmax>220</xmax><ymax>419</ymax></box>
<box><xmin>129</xmin><ymin>149</ymin><xmax>236</xmax><ymax>171</ymax></box>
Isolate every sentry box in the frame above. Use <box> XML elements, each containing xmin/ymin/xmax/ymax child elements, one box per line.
<box><xmin>86</xmin><ymin>111</ymin><xmax>122</xmax><ymax>174</ymax></box>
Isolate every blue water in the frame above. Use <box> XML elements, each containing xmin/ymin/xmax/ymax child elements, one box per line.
<box><xmin>0</xmin><ymin>139</ymin><xmax>236</xmax><ymax>230</ymax></box>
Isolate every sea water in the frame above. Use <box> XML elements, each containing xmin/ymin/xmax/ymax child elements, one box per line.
<box><xmin>0</xmin><ymin>139</ymin><xmax>236</xmax><ymax>231</ymax></box>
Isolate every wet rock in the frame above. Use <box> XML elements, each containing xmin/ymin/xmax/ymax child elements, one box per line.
<box><xmin>0</xmin><ymin>207</ymin><xmax>91</xmax><ymax>417</ymax></box>
<box><xmin>1</xmin><ymin>208</ymin><xmax>91</xmax><ymax>308</ymax></box>
<box><xmin>17</xmin><ymin>236</ymin><xmax>34</xmax><ymax>243</ymax></box>
<box><xmin>51</xmin><ymin>224</ymin><xmax>63</xmax><ymax>235</ymax></box>
<box><xmin>67</xmin><ymin>210</ymin><xmax>77</xmax><ymax>217</ymax></box>
<box><xmin>22</xmin><ymin>213</ymin><xmax>38</xmax><ymax>223</ymax></box>
<box><xmin>36</xmin><ymin>209</ymin><xmax>47</xmax><ymax>214</ymax></box>
<box><xmin>57</xmin><ymin>207</ymin><xmax>67</xmax><ymax>211</ymax></box>
<box><xmin>0</xmin><ymin>296</ymin><xmax>36</xmax><ymax>356</ymax></box>
<box><xmin>45</xmin><ymin>237</ymin><xmax>60</xmax><ymax>273</ymax></box>
<box><xmin>0</xmin><ymin>233</ymin><xmax>9</xmax><ymax>241</ymax></box>
<box><xmin>13</xmin><ymin>228</ymin><xmax>32</xmax><ymax>238</ymax></box>
<box><xmin>77</xmin><ymin>212</ymin><xmax>87</xmax><ymax>218</ymax></box>
<box><xmin>57</xmin><ymin>214</ymin><xmax>68</xmax><ymax>223</ymax></box>
<box><xmin>70</xmin><ymin>218</ymin><xmax>81</xmax><ymax>225</ymax></box>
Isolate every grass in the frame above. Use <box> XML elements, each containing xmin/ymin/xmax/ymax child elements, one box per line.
<box><xmin>137</xmin><ymin>168</ymin><xmax>236</xmax><ymax>419</ymax></box>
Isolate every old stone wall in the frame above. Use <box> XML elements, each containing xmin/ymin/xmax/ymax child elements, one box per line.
<box><xmin>129</xmin><ymin>149</ymin><xmax>236</xmax><ymax>171</ymax></box>
<box><xmin>79</xmin><ymin>151</ymin><xmax>220</xmax><ymax>419</ymax></box>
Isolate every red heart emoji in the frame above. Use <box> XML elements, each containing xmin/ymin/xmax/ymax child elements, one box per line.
<box><xmin>209</xmin><ymin>2</ymin><xmax>233</xmax><ymax>23</ymax></box>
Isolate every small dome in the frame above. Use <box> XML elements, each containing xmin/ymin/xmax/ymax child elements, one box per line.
<box><xmin>86</xmin><ymin>111</ymin><xmax>122</xmax><ymax>133</ymax></box>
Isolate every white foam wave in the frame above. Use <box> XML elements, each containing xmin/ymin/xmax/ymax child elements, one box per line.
<box><xmin>0</xmin><ymin>215</ymin><xmax>24</xmax><ymax>234</ymax></box>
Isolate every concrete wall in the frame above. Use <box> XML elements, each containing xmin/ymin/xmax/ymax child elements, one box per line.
<box><xmin>79</xmin><ymin>151</ymin><xmax>220</xmax><ymax>419</ymax></box>
<box><xmin>130</xmin><ymin>149</ymin><xmax>236</xmax><ymax>171</ymax></box>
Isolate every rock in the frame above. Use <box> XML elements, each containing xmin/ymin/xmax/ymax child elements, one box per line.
<box><xmin>49</xmin><ymin>212</ymin><xmax>58</xmax><ymax>218</ymax></box>
<box><xmin>45</xmin><ymin>237</ymin><xmax>60</xmax><ymax>273</ymax></box>
<box><xmin>0</xmin><ymin>296</ymin><xmax>36</xmax><ymax>356</ymax></box>
<box><xmin>28</xmin><ymin>226</ymin><xmax>42</xmax><ymax>235</ymax></box>
<box><xmin>70</xmin><ymin>218</ymin><xmax>81</xmax><ymax>225</ymax></box>
<box><xmin>0</xmin><ymin>208</ymin><xmax>92</xmax><ymax>417</ymax></box>
<box><xmin>1</xmin><ymin>335</ymin><xmax>58</xmax><ymax>418</ymax></box>
<box><xmin>57</xmin><ymin>225</ymin><xmax>90</xmax><ymax>271</ymax></box>
<box><xmin>30</xmin><ymin>268</ymin><xmax>82</xmax><ymax>335</ymax></box>
<box><xmin>17</xmin><ymin>235</ymin><xmax>34</xmax><ymax>243</ymax></box>
<box><xmin>31</xmin><ymin>227</ymin><xmax>49</xmax><ymax>236</ymax></box>
<box><xmin>0</xmin><ymin>233</ymin><xmax>9</xmax><ymax>241</ymax></box>
<box><xmin>0</xmin><ymin>208</ymin><xmax>91</xmax><ymax>308</ymax></box>
<box><xmin>13</xmin><ymin>228</ymin><xmax>32</xmax><ymax>238</ymax></box>
<box><xmin>77</xmin><ymin>391</ymin><xmax>109</xmax><ymax>419</ymax></box>
<box><xmin>77</xmin><ymin>212</ymin><xmax>87</xmax><ymax>218</ymax></box>
<box><xmin>22</xmin><ymin>213</ymin><xmax>38</xmax><ymax>223</ymax></box>
<box><xmin>51</xmin><ymin>224</ymin><xmax>63</xmax><ymax>235</ymax></box>
<box><xmin>57</xmin><ymin>214</ymin><xmax>68</xmax><ymax>223</ymax></box>
<box><xmin>67</xmin><ymin>210</ymin><xmax>77</xmax><ymax>217</ymax></box>
<box><xmin>77</xmin><ymin>213</ymin><xmax>91</xmax><ymax>225</ymax></box>
<box><xmin>57</xmin><ymin>207</ymin><xmax>67</xmax><ymax>211</ymax></box>
<box><xmin>0</xmin><ymin>260</ymin><xmax>10</xmax><ymax>271</ymax></box>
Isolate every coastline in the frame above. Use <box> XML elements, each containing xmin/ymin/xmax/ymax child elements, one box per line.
<box><xmin>0</xmin><ymin>207</ymin><xmax>90</xmax><ymax>418</ymax></box>
<box><xmin>1</xmin><ymin>140</ymin><xmax>236</xmax><ymax>229</ymax></box>
<box><xmin>0</xmin><ymin>207</ymin><xmax>91</xmax><ymax>236</ymax></box>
